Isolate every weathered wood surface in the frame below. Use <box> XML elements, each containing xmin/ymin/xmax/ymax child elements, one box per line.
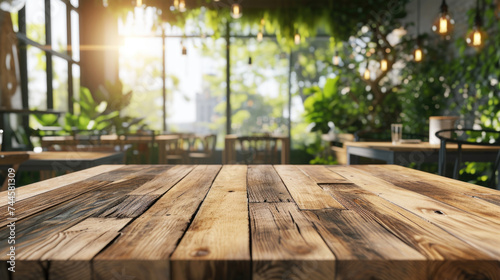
<box><xmin>1</xmin><ymin>164</ymin><xmax>500</xmax><ymax>280</ymax></box>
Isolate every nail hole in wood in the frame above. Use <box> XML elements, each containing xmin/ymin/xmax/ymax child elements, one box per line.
<box><xmin>228</xmin><ymin>190</ymin><xmax>234</xmax><ymax>193</ymax></box>
<box><xmin>434</xmin><ymin>210</ymin><xmax>444</xmax><ymax>215</ymax></box>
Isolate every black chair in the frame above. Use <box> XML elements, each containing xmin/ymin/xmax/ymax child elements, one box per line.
<box><xmin>436</xmin><ymin>129</ymin><xmax>500</xmax><ymax>188</ymax></box>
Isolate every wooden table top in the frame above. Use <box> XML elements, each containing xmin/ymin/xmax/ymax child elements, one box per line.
<box><xmin>345</xmin><ymin>141</ymin><xmax>500</xmax><ymax>151</ymax></box>
<box><xmin>0</xmin><ymin>152</ymin><xmax>30</xmax><ymax>165</ymax></box>
<box><xmin>1</xmin><ymin>164</ymin><xmax>500</xmax><ymax>279</ymax></box>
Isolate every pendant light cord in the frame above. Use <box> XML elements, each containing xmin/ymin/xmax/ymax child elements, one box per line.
<box><xmin>417</xmin><ymin>0</ymin><xmax>420</xmax><ymax>36</ymax></box>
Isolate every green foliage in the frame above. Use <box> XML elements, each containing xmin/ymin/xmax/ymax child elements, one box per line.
<box><xmin>63</xmin><ymin>88</ymin><xmax>119</xmax><ymax>131</ymax></box>
<box><xmin>105</xmin><ymin>0</ymin><xmax>409</xmax><ymax>45</ymax></box>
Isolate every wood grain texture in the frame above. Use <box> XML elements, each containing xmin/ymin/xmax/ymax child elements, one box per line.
<box><xmin>20</xmin><ymin>217</ymin><xmax>131</xmax><ymax>260</ymax></box>
<box><xmin>321</xmin><ymin>184</ymin><xmax>500</xmax><ymax>279</ymax></box>
<box><xmin>353</xmin><ymin>164</ymin><xmax>500</xmax><ymax>224</ymax></box>
<box><xmin>247</xmin><ymin>165</ymin><xmax>293</xmax><ymax>203</ymax></box>
<box><xmin>0</xmin><ymin>168</ymin><xmax>159</xmax><ymax>260</ymax></box>
<box><xmin>96</xmin><ymin>165</ymin><xmax>221</xmax><ymax>260</ymax></box>
<box><xmin>250</xmin><ymin>203</ymin><xmax>335</xmax><ymax>280</ymax></box>
<box><xmin>1</xmin><ymin>164</ymin><xmax>500</xmax><ymax>279</ymax></box>
<box><xmin>331</xmin><ymin>166</ymin><xmax>500</xmax><ymax>259</ymax></box>
<box><xmin>0</xmin><ymin>164</ymin><xmax>122</xmax><ymax>206</ymax></box>
<box><xmin>321</xmin><ymin>183</ymin><xmax>493</xmax><ymax>260</ymax></box>
<box><xmin>297</xmin><ymin>165</ymin><xmax>352</xmax><ymax>184</ymax></box>
<box><xmin>128</xmin><ymin>165</ymin><xmax>194</xmax><ymax>195</ymax></box>
<box><xmin>94</xmin><ymin>165</ymin><xmax>222</xmax><ymax>280</ymax></box>
<box><xmin>274</xmin><ymin>165</ymin><xmax>344</xmax><ymax>210</ymax></box>
<box><xmin>171</xmin><ymin>165</ymin><xmax>250</xmax><ymax>280</ymax></box>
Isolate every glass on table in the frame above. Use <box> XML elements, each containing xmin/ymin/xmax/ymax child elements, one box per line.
<box><xmin>391</xmin><ymin>124</ymin><xmax>403</xmax><ymax>145</ymax></box>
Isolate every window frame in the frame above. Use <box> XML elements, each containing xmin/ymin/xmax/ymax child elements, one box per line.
<box><xmin>17</xmin><ymin>0</ymin><xmax>80</xmax><ymax>113</ymax></box>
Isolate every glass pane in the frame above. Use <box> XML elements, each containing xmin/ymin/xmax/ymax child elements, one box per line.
<box><xmin>71</xmin><ymin>10</ymin><xmax>79</xmax><ymax>61</ymax></box>
<box><xmin>166</xmin><ymin>37</ymin><xmax>227</xmax><ymax>148</ymax></box>
<box><xmin>25</xmin><ymin>0</ymin><xmax>46</xmax><ymax>44</ymax></box>
<box><xmin>27</xmin><ymin>46</ymin><xmax>47</xmax><ymax>110</ymax></box>
<box><xmin>52</xmin><ymin>56</ymin><xmax>68</xmax><ymax>111</ymax></box>
<box><xmin>72</xmin><ymin>64</ymin><xmax>80</xmax><ymax>114</ymax></box>
<box><xmin>119</xmin><ymin>37</ymin><xmax>163</xmax><ymax>131</ymax></box>
<box><xmin>70</xmin><ymin>0</ymin><xmax>78</xmax><ymax>8</ymax></box>
<box><xmin>11</xmin><ymin>12</ymin><xmax>18</xmax><ymax>32</ymax></box>
<box><xmin>51</xmin><ymin>0</ymin><xmax>67</xmax><ymax>53</ymax></box>
<box><xmin>229</xmin><ymin>38</ymin><xmax>290</xmax><ymax>137</ymax></box>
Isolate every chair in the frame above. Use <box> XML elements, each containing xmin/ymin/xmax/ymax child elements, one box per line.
<box><xmin>164</xmin><ymin>134</ymin><xmax>191</xmax><ymax>164</ymax></box>
<box><xmin>436</xmin><ymin>129</ymin><xmax>500</xmax><ymax>188</ymax></box>
<box><xmin>188</xmin><ymin>134</ymin><xmax>217</xmax><ymax>164</ymax></box>
<box><xmin>237</xmin><ymin>136</ymin><xmax>278</xmax><ymax>164</ymax></box>
<box><xmin>122</xmin><ymin>130</ymin><xmax>156</xmax><ymax>164</ymax></box>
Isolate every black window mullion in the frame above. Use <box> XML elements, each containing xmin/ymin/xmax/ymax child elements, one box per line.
<box><xmin>18</xmin><ymin>7</ymin><xmax>29</xmax><ymax>111</ymax></box>
<box><xmin>66</xmin><ymin>2</ymin><xmax>74</xmax><ymax>113</ymax></box>
<box><xmin>45</xmin><ymin>0</ymin><xmax>54</xmax><ymax>110</ymax></box>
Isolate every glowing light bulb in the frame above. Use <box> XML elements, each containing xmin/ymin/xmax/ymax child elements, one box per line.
<box><xmin>231</xmin><ymin>4</ymin><xmax>242</xmax><ymax>19</ymax></box>
<box><xmin>333</xmin><ymin>55</ymin><xmax>340</xmax><ymax>66</ymax></box>
<box><xmin>294</xmin><ymin>33</ymin><xmax>300</xmax><ymax>45</ymax></box>
<box><xmin>432</xmin><ymin>0</ymin><xmax>454</xmax><ymax>36</ymax></box>
<box><xmin>363</xmin><ymin>69</ymin><xmax>371</xmax><ymax>80</ymax></box>
<box><xmin>473</xmin><ymin>31</ymin><xmax>482</xmax><ymax>46</ymax></box>
<box><xmin>439</xmin><ymin>17</ymin><xmax>447</xmax><ymax>34</ymax></box>
<box><xmin>380</xmin><ymin>59</ymin><xmax>388</xmax><ymax>71</ymax></box>
<box><xmin>173</xmin><ymin>0</ymin><xmax>179</xmax><ymax>9</ymax></box>
<box><xmin>257</xmin><ymin>32</ymin><xmax>263</xmax><ymax>42</ymax></box>
<box><xmin>414</xmin><ymin>48</ymin><xmax>423</xmax><ymax>62</ymax></box>
<box><xmin>178</xmin><ymin>0</ymin><xmax>186</xmax><ymax>12</ymax></box>
<box><xmin>136</xmin><ymin>0</ymin><xmax>142</xmax><ymax>7</ymax></box>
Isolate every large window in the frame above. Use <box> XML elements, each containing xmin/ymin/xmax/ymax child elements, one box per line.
<box><xmin>16</xmin><ymin>0</ymin><xmax>80</xmax><ymax>114</ymax></box>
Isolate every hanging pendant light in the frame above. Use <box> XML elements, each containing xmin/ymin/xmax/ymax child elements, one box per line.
<box><xmin>178</xmin><ymin>0</ymin><xmax>186</xmax><ymax>12</ymax></box>
<box><xmin>135</xmin><ymin>0</ymin><xmax>142</xmax><ymax>7</ymax></box>
<box><xmin>363</xmin><ymin>68</ymin><xmax>371</xmax><ymax>80</ymax></box>
<box><xmin>173</xmin><ymin>0</ymin><xmax>179</xmax><ymax>10</ymax></box>
<box><xmin>231</xmin><ymin>3</ymin><xmax>242</xmax><ymax>19</ymax></box>
<box><xmin>294</xmin><ymin>31</ymin><xmax>301</xmax><ymax>45</ymax></box>
<box><xmin>414</xmin><ymin>47</ymin><xmax>423</xmax><ymax>62</ymax></box>
<box><xmin>257</xmin><ymin>31</ymin><xmax>263</xmax><ymax>42</ymax></box>
<box><xmin>414</xmin><ymin>0</ymin><xmax>424</xmax><ymax>62</ymax></box>
<box><xmin>466</xmin><ymin>0</ymin><xmax>487</xmax><ymax>49</ymax></box>
<box><xmin>380</xmin><ymin>59</ymin><xmax>388</xmax><ymax>71</ymax></box>
<box><xmin>333</xmin><ymin>52</ymin><xmax>340</xmax><ymax>66</ymax></box>
<box><xmin>432</xmin><ymin>0</ymin><xmax>454</xmax><ymax>37</ymax></box>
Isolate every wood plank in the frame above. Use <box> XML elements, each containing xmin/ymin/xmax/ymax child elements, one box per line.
<box><xmin>321</xmin><ymin>183</ymin><xmax>500</xmax><ymax>279</ymax></box>
<box><xmin>304</xmin><ymin>209</ymin><xmax>425</xmax><ymax>260</ymax></box>
<box><xmin>94</xmin><ymin>165</ymin><xmax>222</xmax><ymax>280</ymax></box>
<box><xmin>304</xmin><ymin>209</ymin><xmax>427</xmax><ymax>279</ymax></box>
<box><xmin>274</xmin><ymin>165</ymin><xmax>344</xmax><ymax>210</ymax></box>
<box><xmin>0</xmin><ymin>169</ymin><xmax>158</xmax><ymax>260</ymax></box>
<box><xmin>357</xmin><ymin>164</ymin><xmax>500</xmax><ymax>206</ymax></box>
<box><xmin>353</xmin><ymin>165</ymin><xmax>500</xmax><ymax>224</ymax></box>
<box><xmin>297</xmin><ymin>165</ymin><xmax>352</xmax><ymax>184</ymax></box>
<box><xmin>321</xmin><ymin>183</ymin><xmax>493</xmax><ymax>260</ymax></box>
<box><xmin>331</xmin><ymin>166</ymin><xmax>500</xmax><ymax>259</ymax></box>
<box><xmin>0</xmin><ymin>165</ymin><xmax>157</xmax><ymax>228</ymax></box>
<box><xmin>247</xmin><ymin>165</ymin><xmax>293</xmax><ymax>203</ymax></box>
<box><xmin>0</xmin><ymin>164</ymin><xmax>122</xmax><ymax>206</ymax></box>
<box><xmin>250</xmin><ymin>203</ymin><xmax>335</xmax><ymax>280</ymax></box>
<box><xmin>170</xmin><ymin>165</ymin><xmax>250</xmax><ymax>280</ymax></box>
<box><xmin>128</xmin><ymin>165</ymin><xmax>194</xmax><ymax>195</ymax></box>
<box><xmin>20</xmin><ymin>217</ymin><xmax>131</xmax><ymax>260</ymax></box>
<box><xmin>97</xmin><ymin>194</ymin><xmax>159</xmax><ymax>218</ymax></box>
